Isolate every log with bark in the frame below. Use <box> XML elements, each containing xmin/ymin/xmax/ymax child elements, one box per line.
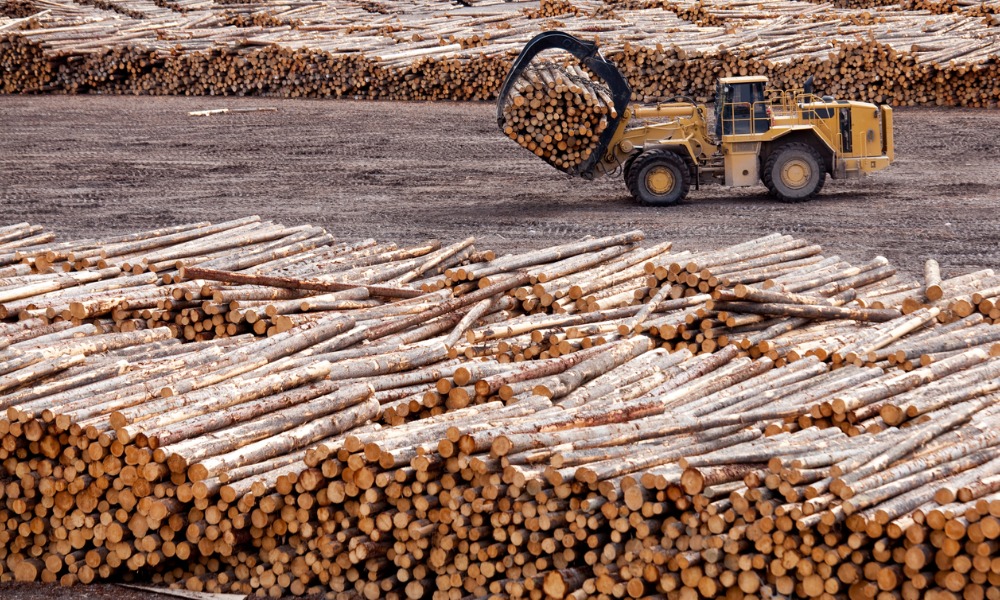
<box><xmin>1</xmin><ymin>221</ymin><xmax>999</xmax><ymax>600</ymax></box>
<box><xmin>4</xmin><ymin>0</ymin><xmax>1000</xmax><ymax>106</ymax></box>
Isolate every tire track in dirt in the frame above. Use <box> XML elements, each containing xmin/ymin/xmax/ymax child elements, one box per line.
<box><xmin>1</xmin><ymin>96</ymin><xmax>999</xmax><ymax>278</ymax></box>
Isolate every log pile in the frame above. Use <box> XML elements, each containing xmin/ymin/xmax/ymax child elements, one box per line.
<box><xmin>2</xmin><ymin>0</ymin><xmax>1000</xmax><ymax>106</ymax></box>
<box><xmin>524</xmin><ymin>0</ymin><xmax>582</xmax><ymax>19</ymax></box>
<box><xmin>0</xmin><ymin>218</ymin><xmax>493</xmax><ymax>342</ymax></box>
<box><xmin>1</xmin><ymin>221</ymin><xmax>999</xmax><ymax>600</ymax></box>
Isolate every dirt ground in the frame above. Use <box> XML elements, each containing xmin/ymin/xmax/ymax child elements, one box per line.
<box><xmin>0</xmin><ymin>97</ymin><xmax>998</xmax><ymax>599</ymax></box>
<box><xmin>2</xmin><ymin>96</ymin><xmax>1000</xmax><ymax>280</ymax></box>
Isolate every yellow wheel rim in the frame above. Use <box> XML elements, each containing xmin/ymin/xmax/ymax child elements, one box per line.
<box><xmin>780</xmin><ymin>159</ymin><xmax>811</xmax><ymax>190</ymax></box>
<box><xmin>646</xmin><ymin>167</ymin><xmax>675</xmax><ymax>195</ymax></box>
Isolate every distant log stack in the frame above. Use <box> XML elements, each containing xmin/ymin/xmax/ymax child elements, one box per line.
<box><xmin>1</xmin><ymin>0</ymin><xmax>1000</xmax><ymax>106</ymax></box>
<box><xmin>524</xmin><ymin>0</ymin><xmax>582</xmax><ymax>18</ymax></box>
<box><xmin>902</xmin><ymin>0</ymin><xmax>1000</xmax><ymax>16</ymax></box>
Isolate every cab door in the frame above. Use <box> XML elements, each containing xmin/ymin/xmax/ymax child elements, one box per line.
<box><xmin>719</xmin><ymin>83</ymin><xmax>770</xmax><ymax>136</ymax></box>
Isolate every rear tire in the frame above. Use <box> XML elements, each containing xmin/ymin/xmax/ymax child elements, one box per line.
<box><xmin>762</xmin><ymin>142</ymin><xmax>826</xmax><ymax>202</ymax></box>
<box><xmin>625</xmin><ymin>150</ymin><xmax>691</xmax><ymax>206</ymax></box>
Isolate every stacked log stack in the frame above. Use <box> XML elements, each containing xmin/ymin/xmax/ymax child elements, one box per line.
<box><xmin>1</xmin><ymin>218</ymin><xmax>999</xmax><ymax>599</ymax></box>
<box><xmin>1</xmin><ymin>0</ymin><xmax>1000</xmax><ymax>106</ymax></box>
<box><xmin>499</xmin><ymin>62</ymin><xmax>615</xmax><ymax>172</ymax></box>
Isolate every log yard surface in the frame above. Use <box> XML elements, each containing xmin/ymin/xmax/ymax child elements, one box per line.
<box><xmin>2</xmin><ymin>0</ymin><xmax>1000</xmax><ymax>599</ymax></box>
<box><xmin>2</xmin><ymin>97</ymin><xmax>1000</xmax><ymax>273</ymax></box>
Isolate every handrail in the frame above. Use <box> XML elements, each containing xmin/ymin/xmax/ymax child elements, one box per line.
<box><xmin>718</xmin><ymin>95</ymin><xmax>844</xmax><ymax>154</ymax></box>
<box><xmin>718</xmin><ymin>100</ymin><xmax>770</xmax><ymax>136</ymax></box>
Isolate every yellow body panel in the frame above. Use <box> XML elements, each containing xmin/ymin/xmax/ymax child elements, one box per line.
<box><xmin>598</xmin><ymin>103</ymin><xmax>718</xmax><ymax>176</ymax></box>
<box><xmin>724</xmin><ymin>144</ymin><xmax>760</xmax><ymax>187</ymax></box>
<box><xmin>599</xmin><ymin>89</ymin><xmax>894</xmax><ymax>185</ymax></box>
<box><xmin>882</xmin><ymin>106</ymin><xmax>895</xmax><ymax>163</ymax></box>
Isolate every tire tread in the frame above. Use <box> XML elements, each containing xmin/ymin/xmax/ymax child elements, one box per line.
<box><xmin>762</xmin><ymin>142</ymin><xmax>826</xmax><ymax>203</ymax></box>
<box><xmin>624</xmin><ymin>149</ymin><xmax>692</xmax><ymax>206</ymax></box>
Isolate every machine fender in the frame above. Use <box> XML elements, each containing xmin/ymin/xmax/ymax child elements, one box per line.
<box><xmin>761</xmin><ymin>127</ymin><xmax>837</xmax><ymax>173</ymax></box>
<box><xmin>641</xmin><ymin>142</ymin><xmax>698</xmax><ymax>175</ymax></box>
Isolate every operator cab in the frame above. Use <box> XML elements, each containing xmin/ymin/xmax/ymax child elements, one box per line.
<box><xmin>716</xmin><ymin>76</ymin><xmax>770</xmax><ymax>137</ymax></box>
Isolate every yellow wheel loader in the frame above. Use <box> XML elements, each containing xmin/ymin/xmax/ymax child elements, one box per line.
<box><xmin>497</xmin><ymin>31</ymin><xmax>895</xmax><ymax>205</ymax></box>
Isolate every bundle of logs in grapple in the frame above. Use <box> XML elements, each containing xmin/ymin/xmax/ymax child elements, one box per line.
<box><xmin>1</xmin><ymin>219</ymin><xmax>999</xmax><ymax>600</ymax></box>
<box><xmin>499</xmin><ymin>62</ymin><xmax>615</xmax><ymax>171</ymax></box>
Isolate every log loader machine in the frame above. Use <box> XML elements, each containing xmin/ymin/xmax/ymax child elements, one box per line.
<box><xmin>497</xmin><ymin>31</ymin><xmax>895</xmax><ymax>205</ymax></box>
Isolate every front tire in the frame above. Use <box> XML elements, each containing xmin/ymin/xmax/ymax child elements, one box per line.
<box><xmin>762</xmin><ymin>142</ymin><xmax>826</xmax><ymax>202</ymax></box>
<box><xmin>625</xmin><ymin>150</ymin><xmax>691</xmax><ymax>206</ymax></box>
